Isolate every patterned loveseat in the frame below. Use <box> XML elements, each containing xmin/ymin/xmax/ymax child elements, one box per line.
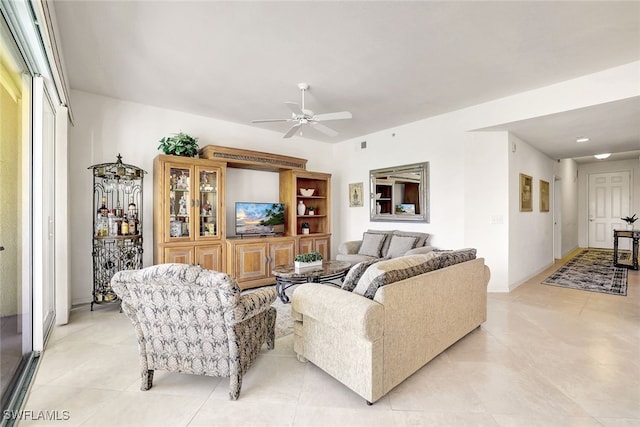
<box><xmin>111</xmin><ymin>263</ymin><xmax>276</xmax><ymax>400</ymax></box>
<box><xmin>291</xmin><ymin>249</ymin><xmax>489</xmax><ymax>404</ymax></box>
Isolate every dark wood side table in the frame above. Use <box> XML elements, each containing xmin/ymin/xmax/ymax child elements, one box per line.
<box><xmin>272</xmin><ymin>260</ymin><xmax>351</xmax><ymax>303</ymax></box>
<box><xmin>613</xmin><ymin>229</ymin><xmax>639</xmax><ymax>270</ymax></box>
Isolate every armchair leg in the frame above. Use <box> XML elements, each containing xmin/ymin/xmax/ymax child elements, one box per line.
<box><xmin>296</xmin><ymin>353</ymin><xmax>308</xmax><ymax>363</ymax></box>
<box><xmin>141</xmin><ymin>369</ymin><xmax>154</xmax><ymax>391</ymax></box>
<box><xmin>229</xmin><ymin>373</ymin><xmax>243</xmax><ymax>400</ymax></box>
<box><xmin>266</xmin><ymin>306</ymin><xmax>276</xmax><ymax>350</ymax></box>
<box><xmin>267</xmin><ymin>328</ymin><xmax>275</xmax><ymax>350</ymax></box>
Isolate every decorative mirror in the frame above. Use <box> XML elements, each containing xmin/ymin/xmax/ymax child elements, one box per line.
<box><xmin>370</xmin><ymin>162</ymin><xmax>429</xmax><ymax>222</ymax></box>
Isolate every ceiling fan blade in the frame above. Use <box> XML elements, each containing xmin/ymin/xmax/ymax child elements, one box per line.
<box><xmin>285</xmin><ymin>102</ymin><xmax>304</xmax><ymax>116</ymax></box>
<box><xmin>252</xmin><ymin>118</ymin><xmax>290</xmax><ymax>123</ymax></box>
<box><xmin>313</xmin><ymin>111</ymin><xmax>352</xmax><ymax>121</ymax></box>
<box><xmin>283</xmin><ymin>123</ymin><xmax>302</xmax><ymax>139</ymax></box>
<box><xmin>310</xmin><ymin>122</ymin><xmax>339</xmax><ymax>137</ymax></box>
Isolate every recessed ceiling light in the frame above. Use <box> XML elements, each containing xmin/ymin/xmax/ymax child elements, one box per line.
<box><xmin>594</xmin><ymin>153</ymin><xmax>611</xmax><ymax>160</ymax></box>
<box><xmin>576</xmin><ymin>137</ymin><xmax>590</xmax><ymax>143</ymax></box>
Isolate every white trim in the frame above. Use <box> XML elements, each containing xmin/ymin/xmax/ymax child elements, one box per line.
<box><xmin>0</xmin><ymin>0</ymin><xmax>71</xmax><ymax>119</ymax></box>
<box><xmin>55</xmin><ymin>105</ymin><xmax>70</xmax><ymax>325</ymax></box>
<box><xmin>32</xmin><ymin>75</ymin><xmax>45</xmax><ymax>351</ymax></box>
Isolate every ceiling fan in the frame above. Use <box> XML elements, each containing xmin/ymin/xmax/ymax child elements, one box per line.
<box><xmin>252</xmin><ymin>83</ymin><xmax>352</xmax><ymax>138</ymax></box>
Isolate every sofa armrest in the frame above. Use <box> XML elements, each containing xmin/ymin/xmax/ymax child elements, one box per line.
<box><xmin>291</xmin><ymin>284</ymin><xmax>384</xmax><ymax>341</ymax></box>
<box><xmin>338</xmin><ymin>240</ymin><xmax>362</xmax><ymax>255</ymax></box>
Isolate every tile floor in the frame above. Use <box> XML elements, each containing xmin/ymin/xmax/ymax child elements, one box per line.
<box><xmin>19</xmin><ymin>252</ymin><xmax>640</xmax><ymax>426</ymax></box>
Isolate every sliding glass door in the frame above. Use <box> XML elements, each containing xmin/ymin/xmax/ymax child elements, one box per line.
<box><xmin>0</xmin><ymin>17</ymin><xmax>33</xmax><ymax>412</ymax></box>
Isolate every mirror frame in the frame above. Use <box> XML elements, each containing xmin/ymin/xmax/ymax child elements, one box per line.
<box><xmin>370</xmin><ymin>162</ymin><xmax>430</xmax><ymax>222</ymax></box>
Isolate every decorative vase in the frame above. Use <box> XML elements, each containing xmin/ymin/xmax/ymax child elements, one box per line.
<box><xmin>297</xmin><ymin>200</ymin><xmax>306</xmax><ymax>216</ymax></box>
<box><xmin>376</xmin><ymin>202</ymin><xmax>381</xmax><ymax>214</ymax></box>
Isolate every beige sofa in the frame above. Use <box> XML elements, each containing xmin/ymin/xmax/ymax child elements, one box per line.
<box><xmin>291</xmin><ymin>251</ymin><xmax>490</xmax><ymax>404</ymax></box>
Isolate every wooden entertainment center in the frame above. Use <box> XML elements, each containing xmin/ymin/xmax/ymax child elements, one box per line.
<box><xmin>153</xmin><ymin>145</ymin><xmax>331</xmax><ymax>289</ymax></box>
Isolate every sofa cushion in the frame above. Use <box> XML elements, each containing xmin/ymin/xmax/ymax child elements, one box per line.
<box><xmin>385</xmin><ymin>235</ymin><xmax>418</xmax><ymax>258</ymax></box>
<box><xmin>404</xmin><ymin>245</ymin><xmax>435</xmax><ymax>256</ymax></box>
<box><xmin>391</xmin><ymin>230</ymin><xmax>430</xmax><ymax>248</ymax></box>
<box><xmin>357</xmin><ymin>232</ymin><xmax>388</xmax><ymax>257</ymax></box>
<box><xmin>341</xmin><ymin>259</ymin><xmax>380</xmax><ymax>292</ymax></box>
<box><xmin>353</xmin><ymin>252</ymin><xmax>439</xmax><ymax>299</ymax></box>
<box><xmin>336</xmin><ymin>253</ymin><xmax>380</xmax><ymax>266</ymax></box>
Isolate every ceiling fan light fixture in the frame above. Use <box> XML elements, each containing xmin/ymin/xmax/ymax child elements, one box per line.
<box><xmin>253</xmin><ymin>83</ymin><xmax>352</xmax><ymax>139</ymax></box>
<box><xmin>594</xmin><ymin>153</ymin><xmax>611</xmax><ymax>160</ymax></box>
<box><xmin>576</xmin><ymin>137</ymin><xmax>590</xmax><ymax>143</ymax></box>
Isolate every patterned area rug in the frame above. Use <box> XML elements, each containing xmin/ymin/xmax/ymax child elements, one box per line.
<box><xmin>542</xmin><ymin>249</ymin><xmax>628</xmax><ymax>296</ymax></box>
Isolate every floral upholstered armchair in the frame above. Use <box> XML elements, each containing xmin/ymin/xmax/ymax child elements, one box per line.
<box><xmin>111</xmin><ymin>263</ymin><xmax>276</xmax><ymax>400</ymax></box>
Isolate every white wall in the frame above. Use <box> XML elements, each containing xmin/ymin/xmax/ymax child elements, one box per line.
<box><xmin>555</xmin><ymin>159</ymin><xmax>580</xmax><ymax>257</ymax></box>
<box><xmin>508</xmin><ymin>134</ymin><xmax>555</xmax><ymax>288</ymax></box>
<box><xmin>465</xmin><ymin>132</ymin><xmax>510</xmax><ymax>292</ymax></box>
<box><xmin>577</xmin><ymin>158</ymin><xmax>640</xmax><ymax>248</ymax></box>
<box><xmin>68</xmin><ymin>90</ymin><xmax>336</xmax><ymax>305</ymax></box>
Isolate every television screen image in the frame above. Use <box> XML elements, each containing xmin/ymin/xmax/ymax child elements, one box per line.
<box><xmin>236</xmin><ymin>202</ymin><xmax>285</xmax><ymax>235</ymax></box>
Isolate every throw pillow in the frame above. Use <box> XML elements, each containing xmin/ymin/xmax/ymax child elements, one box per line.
<box><xmin>385</xmin><ymin>235</ymin><xmax>418</xmax><ymax>258</ymax></box>
<box><xmin>353</xmin><ymin>252</ymin><xmax>439</xmax><ymax>299</ymax></box>
<box><xmin>433</xmin><ymin>248</ymin><xmax>477</xmax><ymax>269</ymax></box>
<box><xmin>357</xmin><ymin>232</ymin><xmax>388</xmax><ymax>258</ymax></box>
<box><xmin>391</xmin><ymin>230</ymin><xmax>430</xmax><ymax>248</ymax></box>
<box><xmin>365</xmin><ymin>229</ymin><xmax>394</xmax><ymax>257</ymax></box>
<box><xmin>341</xmin><ymin>259</ymin><xmax>379</xmax><ymax>292</ymax></box>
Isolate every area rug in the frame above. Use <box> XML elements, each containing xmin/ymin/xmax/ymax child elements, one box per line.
<box><xmin>272</xmin><ymin>293</ymin><xmax>294</xmax><ymax>338</ymax></box>
<box><xmin>541</xmin><ymin>249</ymin><xmax>628</xmax><ymax>296</ymax></box>
<box><xmin>243</xmin><ymin>285</ymin><xmax>294</xmax><ymax>338</ymax></box>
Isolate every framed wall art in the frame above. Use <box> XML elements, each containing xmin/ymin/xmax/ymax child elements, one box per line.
<box><xmin>539</xmin><ymin>179</ymin><xmax>550</xmax><ymax>212</ymax></box>
<box><xmin>519</xmin><ymin>173</ymin><xmax>533</xmax><ymax>212</ymax></box>
<box><xmin>349</xmin><ymin>182</ymin><xmax>363</xmax><ymax>207</ymax></box>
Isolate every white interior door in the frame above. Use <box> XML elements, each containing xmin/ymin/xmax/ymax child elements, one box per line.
<box><xmin>588</xmin><ymin>171</ymin><xmax>631</xmax><ymax>249</ymax></box>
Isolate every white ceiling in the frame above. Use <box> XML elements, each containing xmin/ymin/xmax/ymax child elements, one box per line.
<box><xmin>52</xmin><ymin>1</ymin><xmax>640</xmax><ymax>161</ymax></box>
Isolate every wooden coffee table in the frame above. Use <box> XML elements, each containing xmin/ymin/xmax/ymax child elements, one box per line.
<box><xmin>272</xmin><ymin>260</ymin><xmax>351</xmax><ymax>303</ymax></box>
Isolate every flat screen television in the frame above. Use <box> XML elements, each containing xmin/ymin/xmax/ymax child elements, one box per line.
<box><xmin>235</xmin><ymin>202</ymin><xmax>285</xmax><ymax>236</ymax></box>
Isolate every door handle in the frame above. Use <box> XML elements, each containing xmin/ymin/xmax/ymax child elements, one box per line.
<box><xmin>0</xmin><ymin>246</ymin><xmax>4</xmax><ymax>251</ymax></box>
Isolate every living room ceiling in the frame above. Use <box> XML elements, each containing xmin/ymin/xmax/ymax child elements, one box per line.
<box><xmin>52</xmin><ymin>1</ymin><xmax>640</xmax><ymax>161</ymax></box>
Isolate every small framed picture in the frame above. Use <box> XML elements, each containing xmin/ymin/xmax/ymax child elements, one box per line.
<box><xmin>540</xmin><ymin>180</ymin><xmax>549</xmax><ymax>212</ymax></box>
<box><xmin>519</xmin><ymin>173</ymin><xmax>533</xmax><ymax>212</ymax></box>
<box><xmin>349</xmin><ymin>182</ymin><xmax>363</xmax><ymax>207</ymax></box>
<box><xmin>395</xmin><ymin>204</ymin><xmax>416</xmax><ymax>215</ymax></box>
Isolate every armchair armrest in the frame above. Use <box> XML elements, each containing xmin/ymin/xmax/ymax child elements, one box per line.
<box><xmin>291</xmin><ymin>284</ymin><xmax>383</xmax><ymax>341</ymax></box>
<box><xmin>234</xmin><ymin>288</ymin><xmax>277</xmax><ymax>324</ymax></box>
<box><xmin>338</xmin><ymin>240</ymin><xmax>362</xmax><ymax>255</ymax></box>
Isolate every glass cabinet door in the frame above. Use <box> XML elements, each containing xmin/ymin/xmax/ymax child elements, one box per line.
<box><xmin>168</xmin><ymin>165</ymin><xmax>192</xmax><ymax>239</ymax></box>
<box><xmin>196</xmin><ymin>167</ymin><xmax>218</xmax><ymax>239</ymax></box>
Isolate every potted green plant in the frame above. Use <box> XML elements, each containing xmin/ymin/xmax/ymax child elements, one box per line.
<box><xmin>621</xmin><ymin>214</ymin><xmax>637</xmax><ymax>230</ymax></box>
<box><xmin>301</xmin><ymin>222</ymin><xmax>310</xmax><ymax>235</ymax></box>
<box><xmin>158</xmin><ymin>132</ymin><xmax>199</xmax><ymax>157</ymax></box>
<box><xmin>307</xmin><ymin>206</ymin><xmax>316</xmax><ymax>215</ymax></box>
<box><xmin>294</xmin><ymin>251</ymin><xmax>323</xmax><ymax>271</ymax></box>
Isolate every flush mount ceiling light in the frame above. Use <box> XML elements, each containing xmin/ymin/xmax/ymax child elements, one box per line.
<box><xmin>594</xmin><ymin>153</ymin><xmax>611</xmax><ymax>160</ymax></box>
<box><xmin>576</xmin><ymin>137</ymin><xmax>590</xmax><ymax>143</ymax></box>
